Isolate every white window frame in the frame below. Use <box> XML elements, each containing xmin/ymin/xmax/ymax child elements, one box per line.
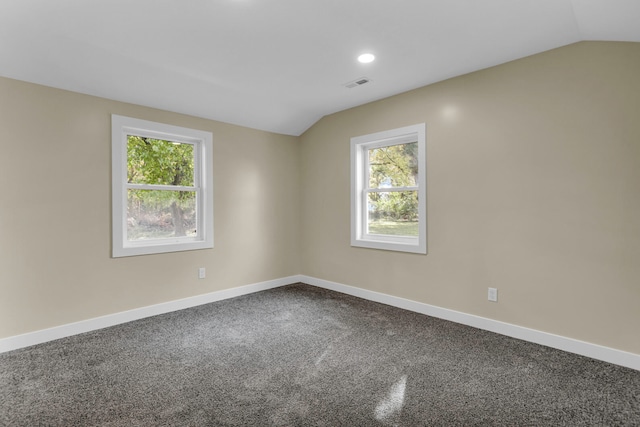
<box><xmin>111</xmin><ymin>115</ymin><xmax>213</xmax><ymax>257</ymax></box>
<box><xmin>351</xmin><ymin>123</ymin><xmax>427</xmax><ymax>254</ymax></box>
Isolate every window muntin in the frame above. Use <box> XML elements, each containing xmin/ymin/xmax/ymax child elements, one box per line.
<box><xmin>351</xmin><ymin>124</ymin><xmax>426</xmax><ymax>254</ymax></box>
<box><xmin>112</xmin><ymin>115</ymin><xmax>213</xmax><ymax>257</ymax></box>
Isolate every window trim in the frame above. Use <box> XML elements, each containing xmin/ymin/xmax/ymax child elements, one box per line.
<box><xmin>111</xmin><ymin>115</ymin><xmax>213</xmax><ymax>257</ymax></box>
<box><xmin>350</xmin><ymin>123</ymin><xmax>427</xmax><ymax>254</ymax></box>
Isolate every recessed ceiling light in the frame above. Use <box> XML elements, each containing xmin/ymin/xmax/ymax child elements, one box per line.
<box><xmin>358</xmin><ymin>53</ymin><xmax>375</xmax><ymax>64</ymax></box>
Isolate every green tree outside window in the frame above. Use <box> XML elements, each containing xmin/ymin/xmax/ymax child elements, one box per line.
<box><xmin>126</xmin><ymin>136</ymin><xmax>196</xmax><ymax>240</ymax></box>
<box><xmin>367</xmin><ymin>142</ymin><xmax>419</xmax><ymax>236</ymax></box>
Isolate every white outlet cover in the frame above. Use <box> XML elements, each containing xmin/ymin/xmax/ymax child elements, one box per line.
<box><xmin>488</xmin><ymin>288</ymin><xmax>498</xmax><ymax>302</ymax></box>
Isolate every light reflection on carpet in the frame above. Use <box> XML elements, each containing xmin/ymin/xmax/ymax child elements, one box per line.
<box><xmin>375</xmin><ymin>374</ymin><xmax>408</xmax><ymax>425</ymax></box>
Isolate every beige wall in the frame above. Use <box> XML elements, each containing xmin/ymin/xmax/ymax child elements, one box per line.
<box><xmin>0</xmin><ymin>77</ymin><xmax>300</xmax><ymax>338</ymax></box>
<box><xmin>300</xmin><ymin>41</ymin><xmax>640</xmax><ymax>355</ymax></box>
<box><xmin>1</xmin><ymin>41</ymin><xmax>638</xmax><ymax>357</ymax></box>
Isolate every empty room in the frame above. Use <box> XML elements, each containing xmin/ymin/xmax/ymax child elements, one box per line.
<box><xmin>1</xmin><ymin>0</ymin><xmax>639</xmax><ymax>425</ymax></box>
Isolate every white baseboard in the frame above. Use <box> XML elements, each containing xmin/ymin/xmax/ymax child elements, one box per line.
<box><xmin>0</xmin><ymin>275</ymin><xmax>302</xmax><ymax>354</ymax></box>
<box><xmin>2</xmin><ymin>273</ymin><xmax>638</xmax><ymax>372</ymax></box>
<box><xmin>300</xmin><ymin>275</ymin><xmax>640</xmax><ymax>372</ymax></box>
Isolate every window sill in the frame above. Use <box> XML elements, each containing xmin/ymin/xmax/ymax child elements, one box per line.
<box><xmin>351</xmin><ymin>236</ymin><xmax>426</xmax><ymax>254</ymax></box>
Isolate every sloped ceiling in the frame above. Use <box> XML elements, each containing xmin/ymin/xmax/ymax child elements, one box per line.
<box><xmin>1</xmin><ymin>0</ymin><xmax>639</xmax><ymax>136</ymax></box>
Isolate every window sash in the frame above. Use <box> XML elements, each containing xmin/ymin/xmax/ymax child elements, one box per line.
<box><xmin>362</xmin><ymin>142</ymin><xmax>419</xmax><ymax>239</ymax></box>
<box><xmin>126</xmin><ymin>138</ymin><xmax>198</xmax><ymax>187</ymax></box>
<box><xmin>112</xmin><ymin>115</ymin><xmax>213</xmax><ymax>257</ymax></box>
<box><xmin>362</xmin><ymin>191</ymin><xmax>419</xmax><ymax>237</ymax></box>
<box><xmin>122</xmin><ymin>143</ymin><xmax>204</xmax><ymax>245</ymax></box>
<box><xmin>350</xmin><ymin>123</ymin><xmax>426</xmax><ymax>254</ymax></box>
<box><xmin>125</xmin><ymin>187</ymin><xmax>201</xmax><ymax>244</ymax></box>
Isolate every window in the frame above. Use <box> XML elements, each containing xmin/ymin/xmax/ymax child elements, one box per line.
<box><xmin>111</xmin><ymin>115</ymin><xmax>213</xmax><ymax>257</ymax></box>
<box><xmin>351</xmin><ymin>123</ymin><xmax>427</xmax><ymax>254</ymax></box>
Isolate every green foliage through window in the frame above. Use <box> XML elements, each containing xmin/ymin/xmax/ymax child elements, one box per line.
<box><xmin>367</xmin><ymin>142</ymin><xmax>419</xmax><ymax>235</ymax></box>
<box><xmin>368</xmin><ymin>142</ymin><xmax>418</xmax><ymax>188</ymax></box>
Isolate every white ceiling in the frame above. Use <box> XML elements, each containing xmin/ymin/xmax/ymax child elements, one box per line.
<box><xmin>1</xmin><ymin>0</ymin><xmax>639</xmax><ymax>136</ymax></box>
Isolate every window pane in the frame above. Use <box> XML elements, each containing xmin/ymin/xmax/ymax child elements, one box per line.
<box><xmin>367</xmin><ymin>191</ymin><xmax>418</xmax><ymax>236</ymax></box>
<box><xmin>127</xmin><ymin>136</ymin><xmax>194</xmax><ymax>186</ymax></box>
<box><xmin>368</xmin><ymin>142</ymin><xmax>418</xmax><ymax>188</ymax></box>
<box><xmin>127</xmin><ymin>189</ymin><xmax>196</xmax><ymax>240</ymax></box>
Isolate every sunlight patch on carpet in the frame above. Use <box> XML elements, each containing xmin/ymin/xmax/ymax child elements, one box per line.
<box><xmin>374</xmin><ymin>374</ymin><xmax>407</xmax><ymax>424</ymax></box>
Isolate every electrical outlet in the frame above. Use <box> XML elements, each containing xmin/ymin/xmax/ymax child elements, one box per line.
<box><xmin>198</xmin><ymin>267</ymin><xmax>206</xmax><ymax>279</ymax></box>
<box><xmin>488</xmin><ymin>287</ymin><xmax>498</xmax><ymax>302</ymax></box>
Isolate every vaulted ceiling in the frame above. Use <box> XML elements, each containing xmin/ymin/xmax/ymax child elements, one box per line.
<box><xmin>1</xmin><ymin>0</ymin><xmax>639</xmax><ymax>135</ymax></box>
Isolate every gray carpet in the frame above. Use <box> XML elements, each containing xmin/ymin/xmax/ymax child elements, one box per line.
<box><xmin>1</xmin><ymin>283</ymin><xmax>638</xmax><ymax>426</ymax></box>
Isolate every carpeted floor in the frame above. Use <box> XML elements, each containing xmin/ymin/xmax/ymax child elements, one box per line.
<box><xmin>1</xmin><ymin>283</ymin><xmax>638</xmax><ymax>426</ymax></box>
